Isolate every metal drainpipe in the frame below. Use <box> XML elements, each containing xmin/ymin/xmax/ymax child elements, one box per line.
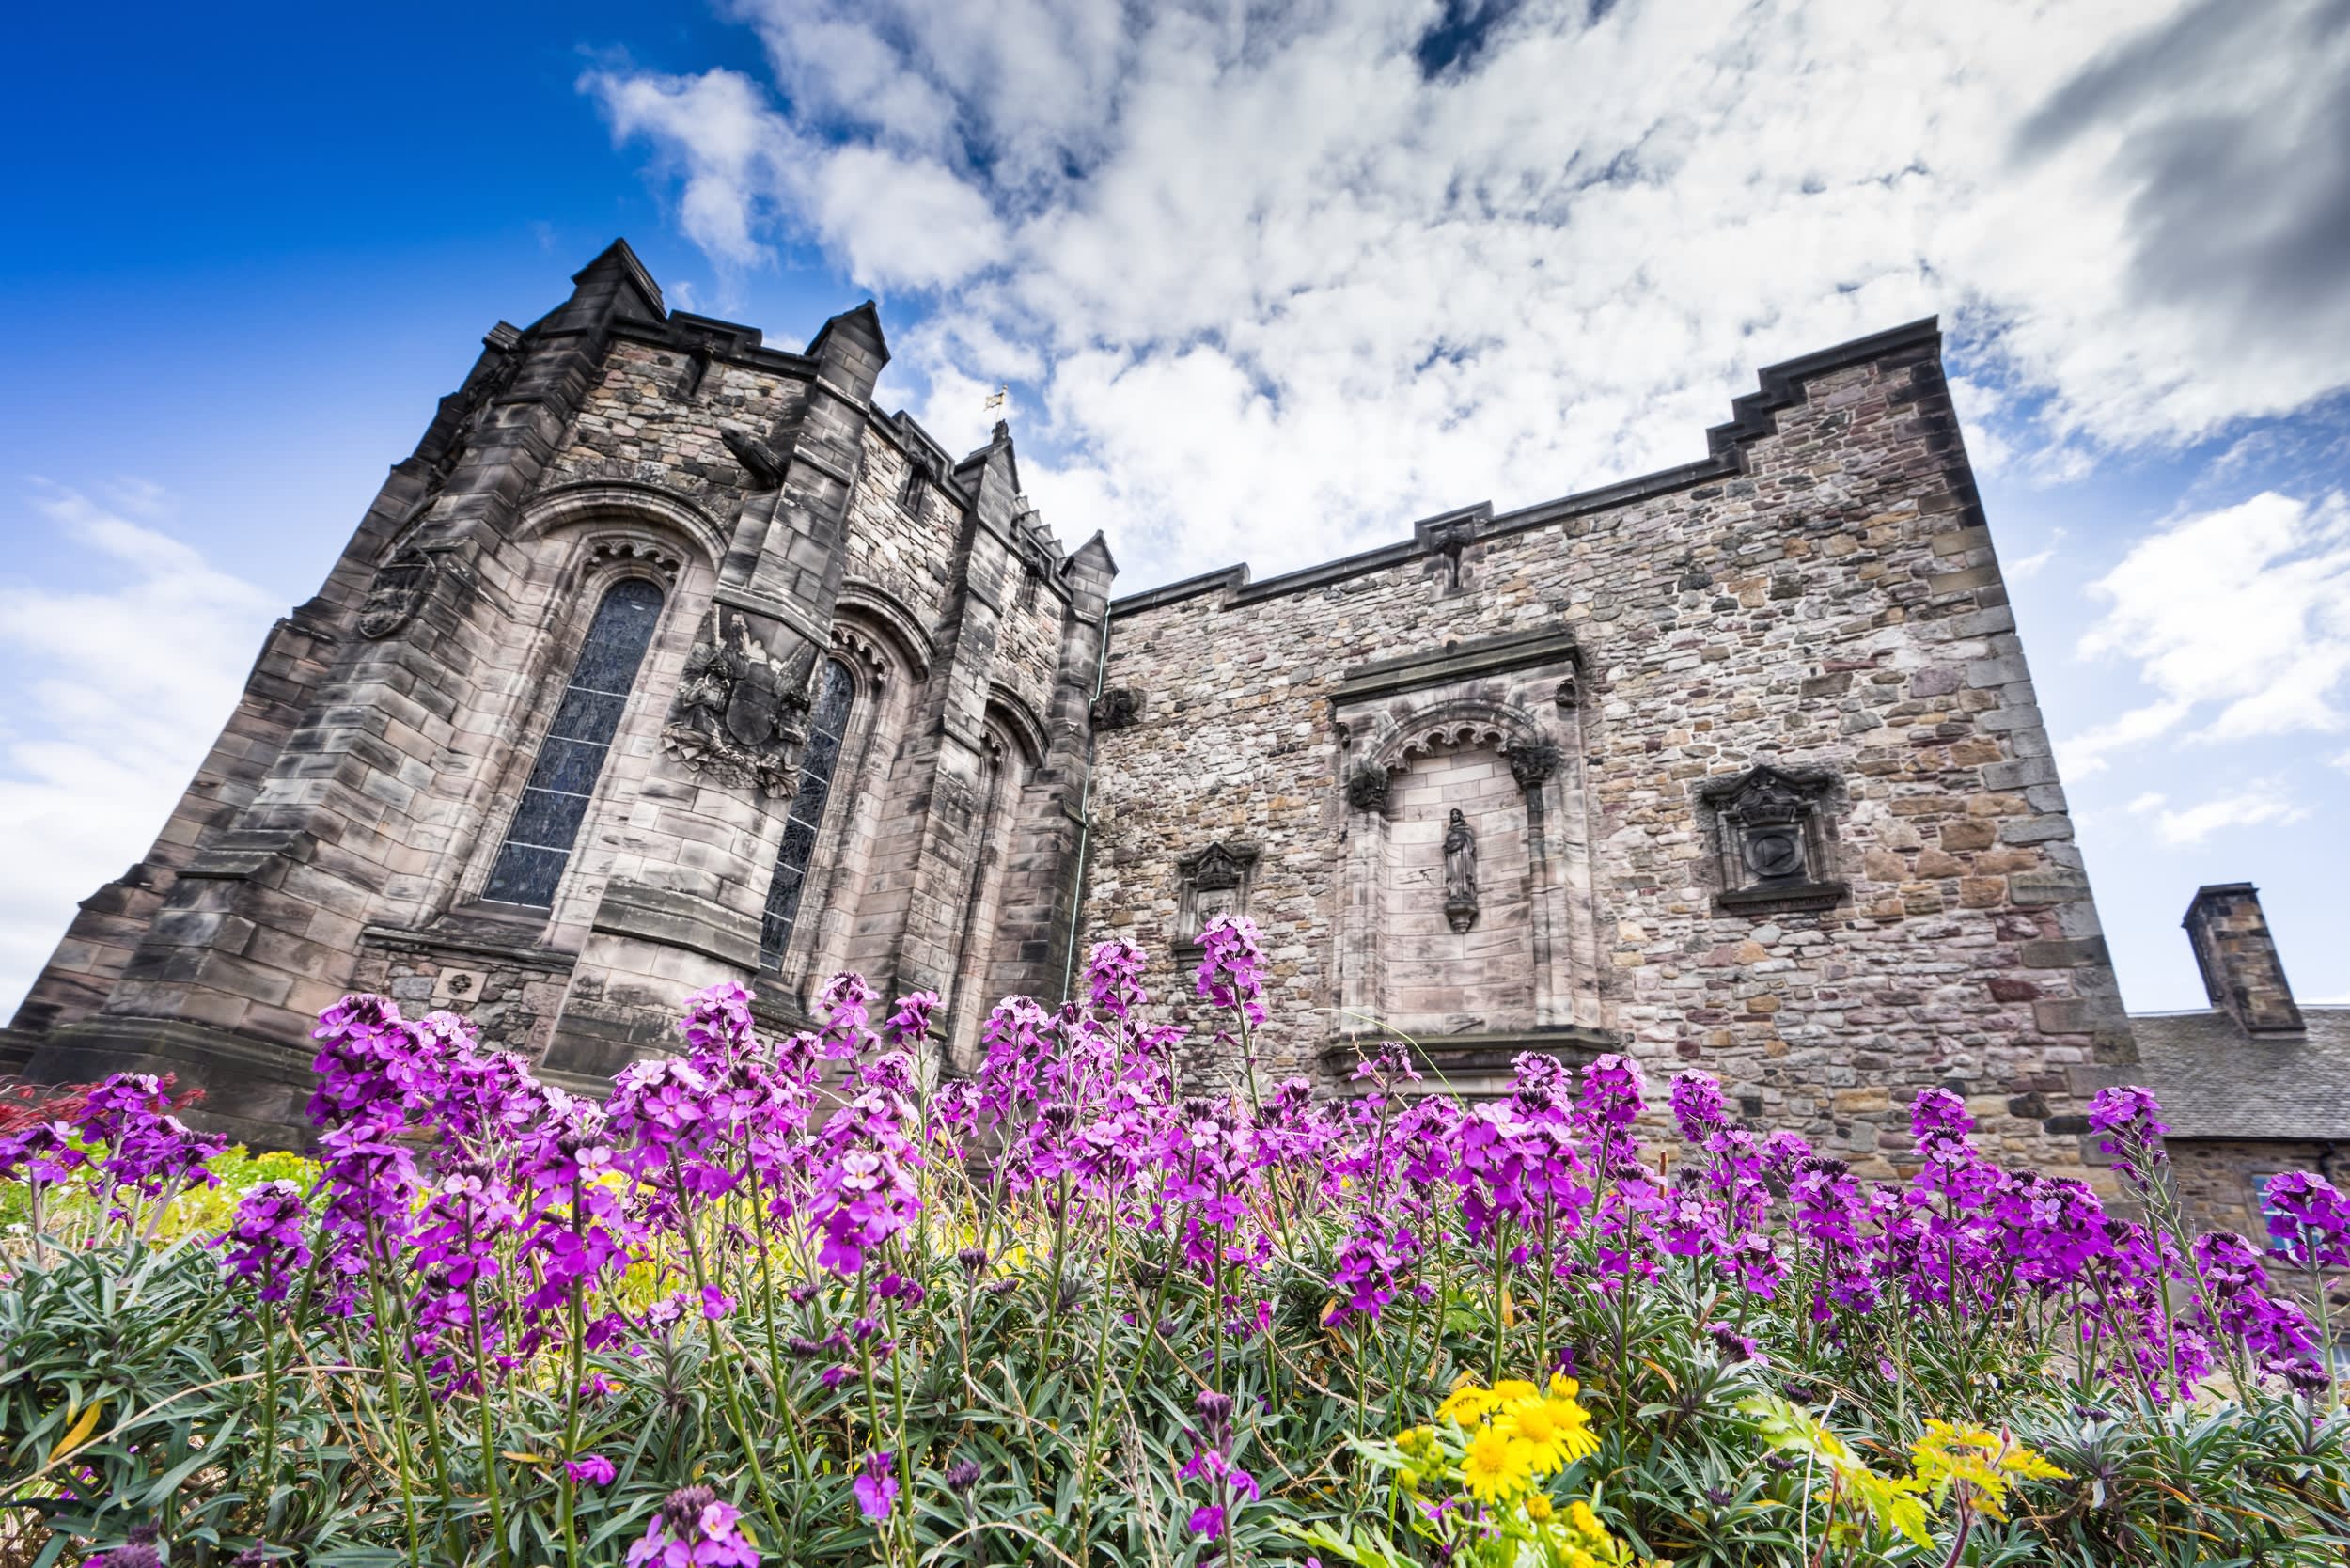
<box><xmin>1057</xmin><ymin>598</ymin><xmax>1114</xmax><ymax>1003</ymax></box>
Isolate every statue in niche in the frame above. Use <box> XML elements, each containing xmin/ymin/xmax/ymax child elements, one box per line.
<box><xmin>1443</xmin><ymin>808</ymin><xmax>1479</xmax><ymax>933</ymax></box>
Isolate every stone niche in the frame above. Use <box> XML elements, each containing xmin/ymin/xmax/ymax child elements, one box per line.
<box><xmin>1326</xmin><ymin>628</ymin><xmax>1610</xmax><ymax>1090</ymax></box>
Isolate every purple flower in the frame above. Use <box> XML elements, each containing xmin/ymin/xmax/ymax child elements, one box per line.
<box><xmin>567</xmin><ymin>1453</ymin><xmax>617</xmax><ymax>1486</ymax></box>
<box><xmin>1194</xmin><ymin>915</ymin><xmax>1269</xmax><ymax>1028</ymax></box>
<box><xmin>1669</xmin><ymin>1072</ymin><xmax>1727</xmax><ymax>1141</ymax></box>
<box><xmin>854</xmin><ymin>1451</ymin><xmax>899</xmax><ymax>1521</ymax></box>
<box><xmin>2087</xmin><ymin>1085</ymin><xmax>2170</xmax><ymax>1185</ymax></box>
<box><xmin>219</xmin><ymin>1179</ymin><xmax>312</xmax><ymax>1303</ymax></box>
<box><xmin>1575</xmin><ymin>1054</ymin><xmax>1646</xmax><ymax>1134</ymax></box>
<box><xmin>1086</xmin><ymin>940</ymin><xmax>1152</xmax><ymax>1020</ymax></box>
<box><xmin>883</xmin><ymin>991</ymin><xmax>940</xmax><ymax>1046</ymax></box>
<box><xmin>2261</xmin><ymin>1170</ymin><xmax>2350</xmax><ymax>1268</ymax></box>
<box><xmin>1188</xmin><ymin>1504</ymin><xmax>1228</xmax><ymax>1540</ymax></box>
<box><xmin>700</xmin><ymin>1285</ymin><xmax>735</xmax><ymax>1321</ymax></box>
<box><xmin>627</xmin><ymin>1484</ymin><xmax>760</xmax><ymax>1567</ymax></box>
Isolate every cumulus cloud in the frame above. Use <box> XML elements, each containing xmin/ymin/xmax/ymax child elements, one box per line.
<box><xmin>2060</xmin><ymin>490</ymin><xmax>2350</xmax><ymax>774</ymax></box>
<box><xmin>583</xmin><ymin>0</ymin><xmax>2350</xmax><ymax>588</ymax></box>
<box><xmin>0</xmin><ymin>484</ymin><xmax>279</xmax><ymax>1015</ymax></box>
<box><xmin>2125</xmin><ymin>781</ymin><xmax>2310</xmax><ymax>847</ymax></box>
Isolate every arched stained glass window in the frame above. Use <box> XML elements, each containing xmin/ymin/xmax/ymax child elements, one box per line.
<box><xmin>482</xmin><ymin>577</ymin><xmax>665</xmax><ymax>908</ymax></box>
<box><xmin>760</xmin><ymin>657</ymin><xmax>855</xmax><ymax>968</ymax></box>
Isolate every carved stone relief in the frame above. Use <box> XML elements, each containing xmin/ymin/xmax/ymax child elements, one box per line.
<box><xmin>1502</xmin><ymin>739</ymin><xmax>1561</xmax><ymax>792</ymax></box>
<box><xmin>357</xmin><ymin>551</ymin><xmax>438</xmax><ymax>639</ymax></box>
<box><xmin>662</xmin><ymin>608</ymin><xmax>820</xmax><ymax>796</ymax></box>
<box><xmin>1344</xmin><ymin>761</ymin><xmax>1390</xmax><ymax>812</ymax></box>
<box><xmin>1176</xmin><ymin>840</ymin><xmax>1260</xmax><ymax>950</ymax></box>
<box><xmin>722</xmin><ymin>426</ymin><xmax>792</xmax><ymax>491</ymax></box>
<box><xmin>1699</xmin><ymin>764</ymin><xmax>1846</xmax><ymax>911</ymax></box>
<box><xmin>1089</xmin><ymin>685</ymin><xmax>1145</xmax><ymax>730</ymax></box>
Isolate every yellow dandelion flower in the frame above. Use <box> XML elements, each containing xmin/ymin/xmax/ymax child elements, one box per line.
<box><xmin>1460</xmin><ymin>1427</ymin><xmax>1537</xmax><ymax>1503</ymax></box>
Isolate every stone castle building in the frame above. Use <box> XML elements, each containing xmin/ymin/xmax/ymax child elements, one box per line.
<box><xmin>6</xmin><ymin>242</ymin><xmax>2342</xmax><ymax>1221</ymax></box>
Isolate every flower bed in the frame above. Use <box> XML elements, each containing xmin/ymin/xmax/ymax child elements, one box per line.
<box><xmin>2</xmin><ymin>917</ymin><xmax>2346</xmax><ymax>1566</ymax></box>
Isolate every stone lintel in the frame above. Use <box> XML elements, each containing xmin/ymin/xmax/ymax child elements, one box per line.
<box><xmin>1715</xmin><ymin>880</ymin><xmax>1850</xmax><ymax>914</ymax></box>
<box><xmin>588</xmin><ymin>881</ymin><xmax>761</xmax><ymax>971</ymax></box>
<box><xmin>357</xmin><ymin>921</ymin><xmax>578</xmax><ymax>973</ymax></box>
<box><xmin>1333</xmin><ymin>628</ymin><xmax>1584</xmax><ymax>705</ymax></box>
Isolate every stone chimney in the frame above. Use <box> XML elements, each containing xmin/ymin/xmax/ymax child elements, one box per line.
<box><xmin>2183</xmin><ymin>883</ymin><xmax>2304</xmax><ymax>1036</ymax></box>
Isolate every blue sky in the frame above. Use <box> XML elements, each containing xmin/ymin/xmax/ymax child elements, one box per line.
<box><xmin>4</xmin><ymin>0</ymin><xmax>2346</xmax><ymax>1020</ymax></box>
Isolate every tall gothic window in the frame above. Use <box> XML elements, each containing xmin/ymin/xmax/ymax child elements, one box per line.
<box><xmin>482</xmin><ymin>578</ymin><xmax>665</xmax><ymax>908</ymax></box>
<box><xmin>760</xmin><ymin>657</ymin><xmax>855</xmax><ymax>968</ymax></box>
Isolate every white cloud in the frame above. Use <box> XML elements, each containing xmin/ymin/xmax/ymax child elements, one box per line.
<box><xmin>2003</xmin><ymin>525</ymin><xmax>2065</xmax><ymax>582</ymax></box>
<box><xmin>2125</xmin><ymin>779</ymin><xmax>2308</xmax><ymax>847</ymax></box>
<box><xmin>2053</xmin><ymin>698</ymin><xmax>2192</xmax><ymax>780</ymax></box>
<box><xmin>585</xmin><ymin>0</ymin><xmax>2350</xmax><ymax>588</ymax></box>
<box><xmin>0</xmin><ymin>484</ymin><xmax>279</xmax><ymax>1016</ymax></box>
<box><xmin>2065</xmin><ymin>491</ymin><xmax>2350</xmax><ymax>769</ymax></box>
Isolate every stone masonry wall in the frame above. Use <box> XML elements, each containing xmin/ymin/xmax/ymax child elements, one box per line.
<box><xmin>1084</xmin><ymin>324</ymin><xmax>2136</xmax><ymax>1181</ymax></box>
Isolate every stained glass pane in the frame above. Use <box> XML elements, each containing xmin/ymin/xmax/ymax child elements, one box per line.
<box><xmin>527</xmin><ymin>737</ymin><xmax>611</xmax><ymax>798</ymax></box>
<box><xmin>482</xmin><ymin>843</ymin><xmax>570</xmax><ymax>909</ymax></box>
<box><xmin>760</xmin><ymin>658</ymin><xmax>855</xmax><ymax>968</ymax></box>
<box><xmin>544</xmin><ymin>689</ymin><xmax>629</xmax><ymax>745</ymax></box>
<box><xmin>502</xmin><ymin>785</ymin><xmax>588</xmax><ymax>852</ymax></box>
<box><xmin>482</xmin><ymin>579</ymin><xmax>664</xmax><ymax>908</ymax></box>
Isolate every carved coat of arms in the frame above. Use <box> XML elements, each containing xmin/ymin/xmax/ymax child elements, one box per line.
<box><xmin>357</xmin><ymin>552</ymin><xmax>437</xmax><ymax>639</ymax></box>
<box><xmin>661</xmin><ymin>610</ymin><xmax>818</xmax><ymax>796</ymax></box>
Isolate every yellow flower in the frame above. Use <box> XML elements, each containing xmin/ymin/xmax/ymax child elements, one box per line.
<box><xmin>1524</xmin><ymin>1493</ymin><xmax>1554</xmax><ymax>1522</ymax></box>
<box><xmin>1396</xmin><ymin>1424</ymin><xmax>1438</xmax><ymax>1459</ymax></box>
<box><xmin>1439</xmin><ymin>1379</ymin><xmax>1504</xmax><ymax>1424</ymax></box>
<box><xmin>1493</xmin><ymin>1378</ymin><xmax>1541</xmax><ymax>1408</ymax></box>
<box><xmin>1502</xmin><ymin>1392</ymin><xmax>1600</xmax><ymax>1474</ymax></box>
<box><xmin>1460</xmin><ymin>1427</ymin><xmax>1537</xmax><ymax>1503</ymax></box>
<box><xmin>1547</xmin><ymin>1372</ymin><xmax>1582</xmax><ymax>1401</ymax></box>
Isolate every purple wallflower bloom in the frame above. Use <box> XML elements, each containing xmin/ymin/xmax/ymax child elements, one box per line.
<box><xmin>882</xmin><ymin>991</ymin><xmax>940</xmax><ymax>1047</ymax></box>
<box><xmin>568</xmin><ymin>1453</ymin><xmax>617</xmax><ymax>1486</ymax></box>
<box><xmin>2261</xmin><ymin>1170</ymin><xmax>2350</xmax><ymax>1268</ymax></box>
<box><xmin>627</xmin><ymin>1484</ymin><xmax>760</xmax><ymax>1567</ymax></box>
<box><xmin>1194</xmin><ymin>915</ymin><xmax>1269</xmax><ymax>1028</ymax></box>
<box><xmin>1575</xmin><ymin>1054</ymin><xmax>1646</xmax><ymax>1134</ymax></box>
<box><xmin>854</xmin><ymin>1451</ymin><xmax>899</xmax><ymax>1521</ymax></box>
<box><xmin>221</xmin><ymin>1179</ymin><xmax>312</xmax><ymax>1303</ymax></box>
<box><xmin>1668</xmin><ymin>1072</ymin><xmax>1727</xmax><ymax>1142</ymax></box>
<box><xmin>2087</xmin><ymin>1084</ymin><xmax>2170</xmax><ymax>1186</ymax></box>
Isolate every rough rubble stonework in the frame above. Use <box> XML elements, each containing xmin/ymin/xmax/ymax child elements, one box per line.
<box><xmin>3</xmin><ymin>242</ymin><xmax>2341</xmax><ymax>1219</ymax></box>
<box><xmin>1085</xmin><ymin>325</ymin><xmax>2134</xmax><ymax>1178</ymax></box>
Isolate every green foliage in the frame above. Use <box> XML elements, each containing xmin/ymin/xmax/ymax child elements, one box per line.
<box><xmin>0</xmin><ymin>1207</ymin><xmax>2342</xmax><ymax>1566</ymax></box>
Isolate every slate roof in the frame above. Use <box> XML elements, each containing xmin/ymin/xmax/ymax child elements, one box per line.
<box><xmin>2127</xmin><ymin>1006</ymin><xmax>2350</xmax><ymax>1142</ymax></box>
